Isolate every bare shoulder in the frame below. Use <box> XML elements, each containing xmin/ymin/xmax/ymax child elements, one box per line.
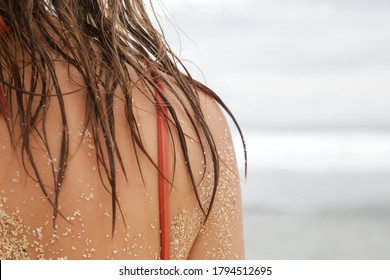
<box><xmin>187</xmin><ymin>87</ymin><xmax>245</xmax><ymax>260</ymax></box>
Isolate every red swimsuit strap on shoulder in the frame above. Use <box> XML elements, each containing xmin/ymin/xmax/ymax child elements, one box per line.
<box><xmin>152</xmin><ymin>73</ymin><xmax>171</xmax><ymax>260</ymax></box>
<box><xmin>0</xmin><ymin>16</ymin><xmax>11</xmax><ymax>33</ymax></box>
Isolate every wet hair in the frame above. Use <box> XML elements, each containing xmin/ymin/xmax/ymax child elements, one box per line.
<box><xmin>0</xmin><ymin>0</ymin><xmax>246</xmax><ymax>231</ymax></box>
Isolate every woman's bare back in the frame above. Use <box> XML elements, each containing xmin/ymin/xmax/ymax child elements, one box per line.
<box><xmin>0</xmin><ymin>58</ymin><xmax>244</xmax><ymax>259</ymax></box>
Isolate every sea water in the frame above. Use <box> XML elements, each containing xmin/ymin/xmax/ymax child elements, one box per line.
<box><xmin>237</xmin><ymin>130</ymin><xmax>390</xmax><ymax>259</ymax></box>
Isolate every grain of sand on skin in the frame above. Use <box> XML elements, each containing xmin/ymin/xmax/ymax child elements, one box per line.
<box><xmin>170</xmin><ymin>120</ymin><xmax>243</xmax><ymax>259</ymax></box>
<box><xmin>1</xmin><ymin>117</ymin><xmax>242</xmax><ymax>259</ymax></box>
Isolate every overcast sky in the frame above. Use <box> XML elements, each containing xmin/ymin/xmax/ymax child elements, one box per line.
<box><xmin>158</xmin><ymin>0</ymin><xmax>390</xmax><ymax>130</ymax></box>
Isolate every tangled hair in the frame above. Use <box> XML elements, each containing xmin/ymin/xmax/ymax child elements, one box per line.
<box><xmin>0</xmin><ymin>0</ymin><xmax>246</xmax><ymax>231</ymax></box>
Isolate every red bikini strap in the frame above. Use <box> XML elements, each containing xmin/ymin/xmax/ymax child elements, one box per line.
<box><xmin>153</xmin><ymin>73</ymin><xmax>171</xmax><ymax>260</ymax></box>
<box><xmin>0</xmin><ymin>17</ymin><xmax>11</xmax><ymax>33</ymax></box>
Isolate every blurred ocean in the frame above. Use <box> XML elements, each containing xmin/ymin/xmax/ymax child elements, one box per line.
<box><xmin>240</xmin><ymin>130</ymin><xmax>390</xmax><ymax>259</ymax></box>
<box><xmin>157</xmin><ymin>0</ymin><xmax>390</xmax><ymax>260</ymax></box>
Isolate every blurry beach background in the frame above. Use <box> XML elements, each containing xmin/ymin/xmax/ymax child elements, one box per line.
<box><xmin>158</xmin><ymin>0</ymin><xmax>390</xmax><ymax>259</ymax></box>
